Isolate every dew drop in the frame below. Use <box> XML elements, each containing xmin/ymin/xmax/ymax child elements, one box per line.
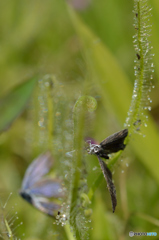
<box><xmin>43</xmin><ymin>108</ymin><xmax>48</xmax><ymax>112</ymax></box>
<box><xmin>93</xmin><ymin>166</ymin><xmax>97</xmax><ymax>171</ymax></box>
<box><xmin>56</xmin><ymin>112</ymin><xmax>61</xmax><ymax>116</ymax></box>
<box><xmin>38</xmin><ymin>120</ymin><xmax>44</xmax><ymax>127</ymax></box>
<box><xmin>45</xmin><ymin>81</ymin><xmax>50</xmax><ymax>87</ymax></box>
<box><xmin>65</xmin><ymin>151</ymin><xmax>73</xmax><ymax>157</ymax></box>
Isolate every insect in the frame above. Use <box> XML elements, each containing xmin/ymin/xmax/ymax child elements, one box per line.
<box><xmin>88</xmin><ymin>129</ymin><xmax>128</xmax><ymax>160</ymax></box>
<box><xmin>19</xmin><ymin>151</ymin><xmax>64</xmax><ymax>217</ymax></box>
<box><xmin>97</xmin><ymin>156</ymin><xmax>117</xmax><ymax>212</ymax></box>
<box><xmin>87</xmin><ymin>129</ymin><xmax>128</xmax><ymax>212</ymax></box>
<box><xmin>136</xmin><ymin>53</ymin><xmax>141</xmax><ymax>60</ymax></box>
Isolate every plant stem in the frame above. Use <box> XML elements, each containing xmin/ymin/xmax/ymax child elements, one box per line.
<box><xmin>69</xmin><ymin>98</ymin><xmax>86</xmax><ymax>240</ymax></box>
<box><xmin>47</xmin><ymin>81</ymin><xmax>54</xmax><ymax>150</ymax></box>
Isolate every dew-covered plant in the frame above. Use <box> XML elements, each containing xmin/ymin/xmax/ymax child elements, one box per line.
<box><xmin>125</xmin><ymin>0</ymin><xmax>154</xmax><ymax>134</ymax></box>
<box><xmin>65</xmin><ymin>0</ymin><xmax>155</xmax><ymax>238</ymax></box>
<box><xmin>27</xmin><ymin>77</ymin><xmax>97</xmax><ymax>239</ymax></box>
<box><xmin>0</xmin><ymin>193</ymin><xmax>22</xmax><ymax>240</ymax></box>
<box><xmin>0</xmin><ymin>0</ymin><xmax>158</xmax><ymax>239</ymax></box>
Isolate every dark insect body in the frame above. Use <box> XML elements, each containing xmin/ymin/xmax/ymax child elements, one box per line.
<box><xmin>87</xmin><ymin>129</ymin><xmax>128</xmax><ymax>213</ymax></box>
<box><xmin>19</xmin><ymin>152</ymin><xmax>64</xmax><ymax>217</ymax></box>
<box><xmin>89</xmin><ymin>129</ymin><xmax>128</xmax><ymax>160</ymax></box>
<box><xmin>136</xmin><ymin>53</ymin><xmax>141</xmax><ymax>60</ymax></box>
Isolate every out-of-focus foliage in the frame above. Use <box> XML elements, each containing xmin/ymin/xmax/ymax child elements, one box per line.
<box><xmin>0</xmin><ymin>78</ymin><xmax>36</xmax><ymax>133</ymax></box>
<box><xmin>0</xmin><ymin>0</ymin><xmax>159</xmax><ymax>240</ymax></box>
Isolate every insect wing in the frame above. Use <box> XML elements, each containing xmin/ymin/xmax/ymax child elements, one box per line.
<box><xmin>23</xmin><ymin>193</ymin><xmax>61</xmax><ymax>217</ymax></box>
<box><xmin>29</xmin><ymin>178</ymin><xmax>64</xmax><ymax>198</ymax></box>
<box><xmin>99</xmin><ymin>129</ymin><xmax>128</xmax><ymax>154</ymax></box>
<box><xmin>33</xmin><ymin>197</ymin><xmax>61</xmax><ymax>217</ymax></box>
<box><xmin>97</xmin><ymin>156</ymin><xmax>117</xmax><ymax>213</ymax></box>
<box><xmin>22</xmin><ymin>151</ymin><xmax>53</xmax><ymax>190</ymax></box>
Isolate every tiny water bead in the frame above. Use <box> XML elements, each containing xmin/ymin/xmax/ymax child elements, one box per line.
<box><xmin>55</xmin><ymin>211</ymin><xmax>68</xmax><ymax>227</ymax></box>
<box><xmin>38</xmin><ymin>119</ymin><xmax>44</xmax><ymax>127</ymax></box>
<box><xmin>65</xmin><ymin>150</ymin><xmax>75</xmax><ymax>157</ymax></box>
<box><xmin>92</xmin><ymin>166</ymin><xmax>97</xmax><ymax>171</ymax></box>
<box><xmin>56</xmin><ymin>111</ymin><xmax>61</xmax><ymax>116</ymax></box>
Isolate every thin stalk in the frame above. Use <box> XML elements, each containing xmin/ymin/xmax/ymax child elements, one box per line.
<box><xmin>64</xmin><ymin>224</ymin><xmax>77</xmax><ymax>240</ymax></box>
<box><xmin>69</xmin><ymin>99</ymin><xmax>86</xmax><ymax>240</ymax></box>
<box><xmin>47</xmin><ymin>81</ymin><xmax>54</xmax><ymax>150</ymax></box>
<box><xmin>129</xmin><ymin>1</ymin><xmax>144</xmax><ymax>130</ymax></box>
<box><xmin>125</xmin><ymin>0</ymin><xmax>153</xmax><ymax>130</ymax></box>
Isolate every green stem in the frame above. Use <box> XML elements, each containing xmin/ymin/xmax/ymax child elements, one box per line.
<box><xmin>4</xmin><ymin>217</ymin><xmax>14</xmax><ymax>240</ymax></box>
<box><xmin>130</xmin><ymin>1</ymin><xmax>144</xmax><ymax>127</ymax></box>
<box><xmin>88</xmin><ymin>173</ymin><xmax>103</xmax><ymax>200</ymax></box>
<box><xmin>69</xmin><ymin>95</ymin><xmax>97</xmax><ymax>238</ymax></box>
<box><xmin>33</xmin><ymin>85</ymin><xmax>40</xmax><ymax>155</ymax></box>
<box><xmin>69</xmin><ymin>98</ymin><xmax>86</xmax><ymax>240</ymax></box>
<box><xmin>64</xmin><ymin>224</ymin><xmax>77</xmax><ymax>240</ymax></box>
<box><xmin>47</xmin><ymin>82</ymin><xmax>54</xmax><ymax>150</ymax></box>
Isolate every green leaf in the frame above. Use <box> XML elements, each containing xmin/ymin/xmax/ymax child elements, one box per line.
<box><xmin>68</xmin><ymin>7</ymin><xmax>159</xmax><ymax>184</ymax></box>
<box><xmin>0</xmin><ymin>77</ymin><xmax>37</xmax><ymax>133</ymax></box>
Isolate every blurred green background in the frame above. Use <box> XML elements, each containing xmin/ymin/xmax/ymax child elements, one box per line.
<box><xmin>0</xmin><ymin>0</ymin><xmax>159</xmax><ymax>239</ymax></box>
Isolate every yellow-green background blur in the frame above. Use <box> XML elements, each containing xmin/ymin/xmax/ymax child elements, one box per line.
<box><xmin>0</xmin><ymin>0</ymin><xmax>159</xmax><ymax>240</ymax></box>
